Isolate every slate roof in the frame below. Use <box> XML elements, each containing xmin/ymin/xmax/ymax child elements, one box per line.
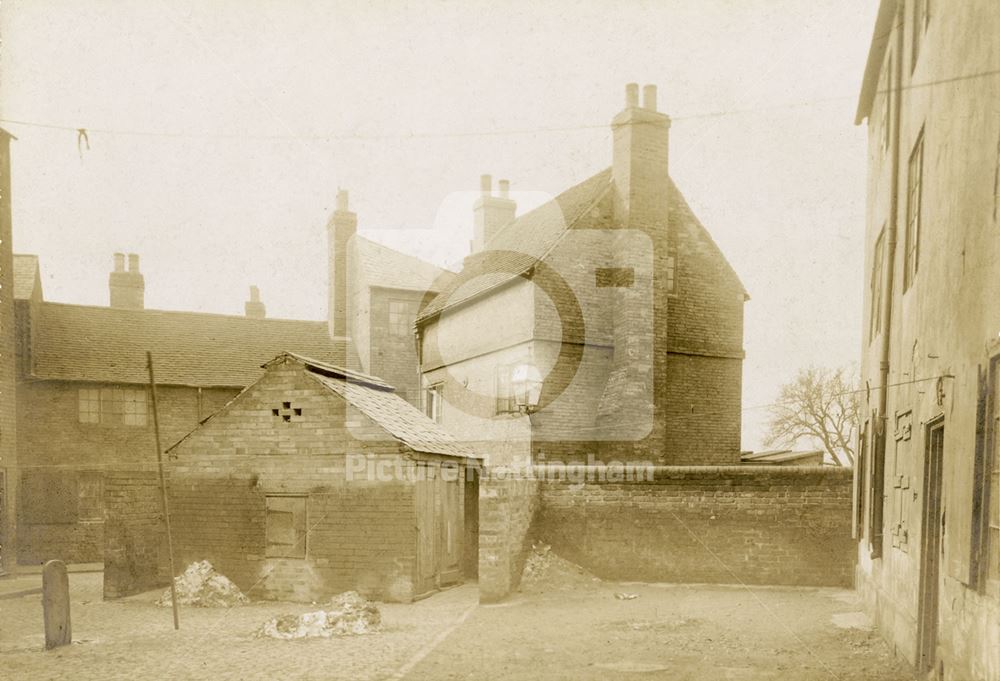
<box><xmin>24</xmin><ymin>302</ymin><xmax>339</xmax><ymax>387</ymax></box>
<box><xmin>415</xmin><ymin>168</ymin><xmax>613</xmax><ymax>321</ymax></box>
<box><xmin>415</xmin><ymin>167</ymin><xmax>746</xmax><ymax>322</ymax></box>
<box><xmin>740</xmin><ymin>449</ymin><xmax>826</xmax><ymax>466</ymax></box>
<box><xmin>355</xmin><ymin>236</ymin><xmax>456</xmax><ymax>293</ymax></box>
<box><xmin>309</xmin><ymin>371</ymin><xmax>475</xmax><ymax>459</ymax></box>
<box><xmin>13</xmin><ymin>254</ymin><xmax>42</xmax><ymax>300</ymax></box>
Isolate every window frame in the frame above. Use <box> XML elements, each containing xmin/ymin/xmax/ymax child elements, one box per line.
<box><xmin>425</xmin><ymin>383</ymin><xmax>443</xmax><ymax>423</ymax></box>
<box><xmin>904</xmin><ymin>128</ymin><xmax>924</xmax><ymax>291</ymax></box>
<box><xmin>79</xmin><ymin>386</ymin><xmax>148</xmax><ymax>427</ymax></box>
<box><xmin>494</xmin><ymin>366</ymin><xmax>517</xmax><ymax>415</ymax></box>
<box><xmin>387</xmin><ymin>298</ymin><xmax>413</xmax><ymax>338</ymax></box>
<box><xmin>870</xmin><ymin>228</ymin><xmax>885</xmax><ymax>343</ymax></box>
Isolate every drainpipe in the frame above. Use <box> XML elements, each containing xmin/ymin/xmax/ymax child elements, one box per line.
<box><xmin>872</xmin><ymin>4</ymin><xmax>904</xmax><ymax>560</ymax></box>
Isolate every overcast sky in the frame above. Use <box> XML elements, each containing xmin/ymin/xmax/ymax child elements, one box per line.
<box><xmin>1</xmin><ymin>0</ymin><xmax>878</xmax><ymax>450</ymax></box>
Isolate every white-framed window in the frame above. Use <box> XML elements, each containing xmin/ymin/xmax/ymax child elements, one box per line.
<box><xmin>495</xmin><ymin>366</ymin><xmax>516</xmax><ymax>415</ymax></box>
<box><xmin>265</xmin><ymin>495</ymin><xmax>307</xmax><ymax>559</ymax></box>
<box><xmin>425</xmin><ymin>384</ymin><xmax>443</xmax><ymax>423</ymax></box>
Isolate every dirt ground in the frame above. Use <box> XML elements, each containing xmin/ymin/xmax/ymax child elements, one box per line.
<box><xmin>0</xmin><ymin>570</ymin><xmax>912</xmax><ymax>681</ymax></box>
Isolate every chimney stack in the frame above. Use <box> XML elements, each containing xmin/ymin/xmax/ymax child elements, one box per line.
<box><xmin>600</xmin><ymin>83</ymin><xmax>672</xmax><ymax>448</ymax></box>
<box><xmin>326</xmin><ymin>188</ymin><xmax>357</xmax><ymax>364</ymax></box>
<box><xmin>108</xmin><ymin>252</ymin><xmax>145</xmax><ymax>310</ymax></box>
<box><xmin>471</xmin><ymin>174</ymin><xmax>516</xmax><ymax>252</ymax></box>
<box><xmin>245</xmin><ymin>285</ymin><xmax>266</xmax><ymax>319</ymax></box>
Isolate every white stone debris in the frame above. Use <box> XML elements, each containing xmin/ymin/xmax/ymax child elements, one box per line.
<box><xmin>520</xmin><ymin>541</ymin><xmax>599</xmax><ymax>591</ymax></box>
<box><xmin>156</xmin><ymin>560</ymin><xmax>249</xmax><ymax>608</ymax></box>
<box><xmin>257</xmin><ymin>591</ymin><xmax>382</xmax><ymax>640</ymax></box>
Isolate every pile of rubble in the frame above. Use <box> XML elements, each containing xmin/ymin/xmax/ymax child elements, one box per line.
<box><xmin>257</xmin><ymin>591</ymin><xmax>382</xmax><ymax>640</ymax></box>
<box><xmin>157</xmin><ymin>560</ymin><xmax>250</xmax><ymax>608</ymax></box>
<box><xmin>520</xmin><ymin>541</ymin><xmax>599</xmax><ymax>592</ymax></box>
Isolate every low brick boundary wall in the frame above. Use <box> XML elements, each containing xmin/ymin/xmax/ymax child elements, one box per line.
<box><xmin>478</xmin><ymin>476</ymin><xmax>539</xmax><ymax>602</ymax></box>
<box><xmin>103</xmin><ymin>468</ymin><xmax>169</xmax><ymax>599</ymax></box>
<box><xmin>535</xmin><ymin>465</ymin><xmax>855</xmax><ymax>587</ymax></box>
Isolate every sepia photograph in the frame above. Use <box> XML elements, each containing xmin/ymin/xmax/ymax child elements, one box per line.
<box><xmin>0</xmin><ymin>1</ymin><xmax>998</xmax><ymax>679</ymax></box>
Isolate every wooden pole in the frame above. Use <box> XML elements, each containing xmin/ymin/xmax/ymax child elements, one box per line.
<box><xmin>147</xmin><ymin>351</ymin><xmax>179</xmax><ymax>630</ymax></box>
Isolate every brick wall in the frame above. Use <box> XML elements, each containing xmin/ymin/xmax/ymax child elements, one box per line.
<box><xmin>536</xmin><ymin>465</ymin><xmax>855</xmax><ymax>587</ymax></box>
<box><xmin>103</xmin><ymin>468</ymin><xmax>168</xmax><ymax>599</ymax></box>
<box><xmin>368</xmin><ymin>288</ymin><xmax>424</xmax><ymax>407</ymax></box>
<box><xmin>478</xmin><ymin>474</ymin><xmax>539</xmax><ymax>602</ymax></box>
<box><xmin>15</xmin><ymin>379</ymin><xmax>238</xmax><ymax>564</ymax></box>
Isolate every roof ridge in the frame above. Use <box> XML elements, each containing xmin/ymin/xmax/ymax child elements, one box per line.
<box><xmin>36</xmin><ymin>300</ymin><xmax>327</xmax><ymax>324</ymax></box>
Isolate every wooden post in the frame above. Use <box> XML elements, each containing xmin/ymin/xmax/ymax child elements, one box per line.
<box><xmin>147</xmin><ymin>351</ymin><xmax>179</xmax><ymax>630</ymax></box>
<box><xmin>42</xmin><ymin>559</ymin><xmax>71</xmax><ymax>649</ymax></box>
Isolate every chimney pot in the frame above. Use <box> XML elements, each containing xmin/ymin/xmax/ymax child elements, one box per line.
<box><xmin>336</xmin><ymin>188</ymin><xmax>349</xmax><ymax>212</ymax></box>
<box><xmin>642</xmin><ymin>84</ymin><xmax>658</xmax><ymax>112</ymax></box>
<box><xmin>480</xmin><ymin>174</ymin><xmax>492</xmax><ymax>197</ymax></box>
<box><xmin>625</xmin><ymin>83</ymin><xmax>639</xmax><ymax>108</ymax></box>
<box><xmin>250</xmin><ymin>285</ymin><xmax>260</xmax><ymax>302</ymax></box>
<box><xmin>128</xmin><ymin>253</ymin><xmax>140</xmax><ymax>273</ymax></box>
<box><xmin>498</xmin><ymin>179</ymin><xmax>510</xmax><ymax>199</ymax></box>
<box><xmin>113</xmin><ymin>252</ymin><xmax>125</xmax><ymax>273</ymax></box>
<box><xmin>245</xmin><ymin>285</ymin><xmax>266</xmax><ymax>319</ymax></box>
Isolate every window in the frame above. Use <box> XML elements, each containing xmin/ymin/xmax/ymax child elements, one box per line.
<box><xmin>79</xmin><ymin>388</ymin><xmax>100</xmax><ymax>423</ymax></box>
<box><xmin>79</xmin><ymin>387</ymin><xmax>147</xmax><ymax>426</ymax></box>
<box><xmin>880</xmin><ymin>54</ymin><xmax>893</xmax><ymax>155</ymax></box>
<box><xmin>265</xmin><ymin>496</ymin><xmax>307</xmax><ymax>558</ymax></box>
<box><xmin>904</xmin><ymin>130</ymin><xmax>924</xmax><ymax>290</ymax></box>
<box><xmin>870</xmin><ymin>229</ymin><xmax>885</xmax><ymax>342</ymax></box>
<box><xmin>495</xmin><ymin>366</ymin><xmax>516</xmax><ymax>415</ymax></box>
<box><xmin>425</xmin><ymin>384</ymin><xmax>443</xmax><ymax>423</ymax></box>
<box><xmin>666</xmin><ymin>244</ymin><xmax>678</xmax><ymax>295</ymax></box>
<box><xmin>911</xmin><ymin>0</ymin><xmax>929</xmax><ymax>71</ymax></box>
<box><xmin>388</xmin><ymin>300</ymin><xmax>412</xmax><ymax>337</ymax></box>
<box><xmin>78</xmin><ymin>472</ymin><xmax>104</xmax><ymax>521</ymax></box>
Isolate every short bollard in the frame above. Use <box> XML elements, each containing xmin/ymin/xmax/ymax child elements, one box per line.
<box><xmin>42</xmin><ymin>560</ymin><xmax>71</xmax><ymax>649</ymax></box>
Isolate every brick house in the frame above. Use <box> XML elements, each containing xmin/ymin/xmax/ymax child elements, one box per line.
<box><xmin>12</xmin><ymin>256</ymin><xmax>340</xmax><ymax>565</ymax></box>
<box><xmin>149</xmin><ymin>352</ymin><xmax>478</xmax><ymax>603</ymax></box>
<box><xmin>328</xmin><ymin>189</ymin><xmax>456</xmax><ymax>406</ymax></box>
<box><xmin>853</xmin><ymin>2</ymin><xmax>1000</xmax><ymax>679</ymax></box>
<box><xmin>415</xmin><ymin>84</ymin><xmax>747</xmax><ymax>466</ymax></box>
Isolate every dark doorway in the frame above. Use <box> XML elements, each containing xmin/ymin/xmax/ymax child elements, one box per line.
<box><xmin>917</xmin><ymin>419</ymin><xmax>944</xmax><ymax>674</ymax></box>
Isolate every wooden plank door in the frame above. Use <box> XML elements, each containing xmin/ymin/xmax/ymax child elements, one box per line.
<box><xmin>437</xmin><ymin>471</ymin><xmax>462</xmax><ymax>585</ymax></box>
<box><xmin>414</xmin><ymin>463</ymin><xmax>438</xmax><ymax>597</ymax></box>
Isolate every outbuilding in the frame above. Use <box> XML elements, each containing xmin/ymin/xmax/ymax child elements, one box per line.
<box><xmin>162</xmin><ymin>352</ymin><xmax>480</xmax><ymax>603</ymax></box>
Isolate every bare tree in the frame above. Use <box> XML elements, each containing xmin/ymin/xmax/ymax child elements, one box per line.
<box><xmin>763</xmin><ymin>366</ymin><xmax>860</xmax><ymax>467</ymax></box>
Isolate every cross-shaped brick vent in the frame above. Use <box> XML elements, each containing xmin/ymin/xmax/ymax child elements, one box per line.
<box><xmin>272</xmin><ymin>401</ymin><xmax>302</xmax><ymax>422</ymax></box>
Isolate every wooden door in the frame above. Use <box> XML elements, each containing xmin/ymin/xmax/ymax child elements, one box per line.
<box><xmin>438</xmin><ymin>469</ymin><xmax>462</xmax><ymax>586</ymax></box>
<box><xmin>917</xmin><ymin>420</ymin><xmax>944</xmax><ymax>674</ymax></box>
<box><xmin>414</xmin><ymin>462</ymin><xmax>438</xmax><ymax>598</ymax></box>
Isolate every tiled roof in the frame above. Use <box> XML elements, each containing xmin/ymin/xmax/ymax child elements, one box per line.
<box><xmin>309</xmin><ymin>370</ymin><xmax>475</xmax><ymax>458</ymax></box>
<box><xmin>13</xmin><ymin>254</ymin><xmax>41</xmax><ymax>300</ymax></box>
<box><xmin>355</xmin><ymin>236</ymin><xmax>456</xmax><ymax>293</ymax></box>
<box><xmin>415</xmin><ymin>168</ymin><xmax>746</xmax><ymax>322</ymax></box>
<box><xmin>25</xmin><ymin>302</ymin><xmax>339</xmax><ymax>387</ymax></box>
<box><xmin>415</xmin><ymin>169</ymin><xmax>613</xmax><ymax>321</ymax></box>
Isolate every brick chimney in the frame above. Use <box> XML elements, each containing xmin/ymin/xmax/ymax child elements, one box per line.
<box><xmin>471</xmin><ymin>174</ymin><xmax>516</xmax><ymax>252</ymax></box>
<box><xmin>598</xmin><ymin>83</ymin><xmax>671</xmax><ymax>449</ymax></box>
<box><xmin>245</xmin><ymin>285</ymin><xmax>266</xmax><ymax>319</ymax></box>
<box><xmin>109</xmin><ymin>252</ymin><xmax>145</xmax><ymax>310</ymax></box>
<box><xmin>326</xmin><ymin>188</ymin><xmax>356</xmax><ymax>364</ymax></box>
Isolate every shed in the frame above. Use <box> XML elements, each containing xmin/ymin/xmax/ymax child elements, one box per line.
<box><xmin>164</xmin><ymin>352</ymin><xmax>480</xmax><ymax>603</ymax></box>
